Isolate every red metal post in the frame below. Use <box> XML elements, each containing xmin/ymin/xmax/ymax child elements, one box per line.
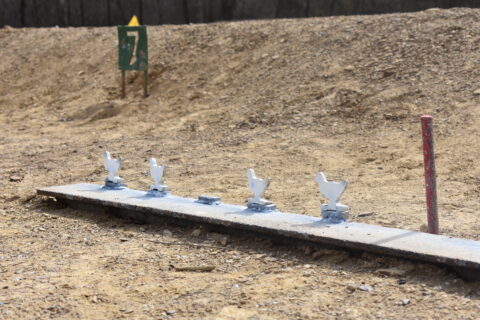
<box><xmin>421</xmin><ymin>115</ymin><xmax>439</xmax><ymax>234</ymax></box>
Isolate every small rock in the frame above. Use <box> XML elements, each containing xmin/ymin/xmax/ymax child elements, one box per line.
<box><xmin>5</xmin><ymin>195</ymin><xmax>20</xmax><ymax>202</ymax></box>
<box><xmin>119</xmin><ymin>309</ymin><xmax>133</xmax><ymax>314</ymax></box>
<box><xmin>9</xmin><ymin>176</ymin><xmax>22</xmax><ymax>182</ymax></box>
<box><xmin>219</xmin><ymin>236</ymin><xmax>228</xmax><ymax>246</ymax></box>
<box><xmin>191</xmin><ymin>228</ymin><xmax>203</xmax><ymax>237</ymax></box>
<box><xmin>302</xmin><ymin>246</ymin><xmax>312</xmax><ymax>255</ymax></box>
<box><xmin>346</xmin><ymin>284</ymin><xmax>356</xmax><ymax>292</ymax></box>
<box><xmin>374</xmin><ymin>267</ymin><xmax>407</xmax><ymax>277</ymax></box>
<box><xmin>312</xmin><ymin>251</ymin><xmax>323</xmax><ymax>259</ymax></box>
<box><xmin>207</xmin><ymin>232</ymin><xmax>228</xmax><ymax>245</ymax></box>
<box><xmin>358</xmin><ymin>285</ymin><xmax>373</xmax><ymax>292</ymax></box>
<box><xmin>165</xmin><ymin>310</ymin><xmax>176</xmax><ymax>315</ymax></box>
<box><xmin>20</xmin><ymin>194</ymin><xmax>37</xmax><ymax>203</ymax></box>
<box><xmin>398</xmin><ymin>279</ymin><xmax>407</xmax><ymax>285</ymax></box>
<box><xmin>303</xmin><ymin>271</ymin><xmax>313</xmax><ymax>277</ymax></box>
<box><xmin>358</xmin><ymin>212</ymin><xmax>374</xmax><ymax>217</ymax></box>
<box><xmin>163</xmin><ymin>229</ymin><xmax>173</xmax><ymax>237</ymax></box>
<box><xmin>401</xmin><ymin>298</ymin><xmax>411</xmax><ymax>306</ymax></box>
<box><xmin>474</xmin><ymin>89</ymin><xmax>480</xmax><ymax>96</ymax></box>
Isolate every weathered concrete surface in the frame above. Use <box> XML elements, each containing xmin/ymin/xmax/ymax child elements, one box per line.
<box><xmin>1</xmin><ymin>0</ymin><xmax>479</xmax><ymax>27</ymax></box>
<box><xmin>37</xmin><ymin>183</ymin><xmax>480</xmax><ymax>278</ymax></box>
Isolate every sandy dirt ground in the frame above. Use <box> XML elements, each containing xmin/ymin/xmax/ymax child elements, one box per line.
<box><xmin>1</xmin><ymin>7</ymin><xmax>480</xmax><ymax>319</ymax></box>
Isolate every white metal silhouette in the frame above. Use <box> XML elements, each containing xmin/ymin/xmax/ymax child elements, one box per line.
<box><xmin>148</xmin><ymin>158</ymin><xmax>169</xmax><ymax>195</ymax></box>
<box><xmin>150</xmin><ymin>158</ymin><xmax>165</xmax><ymax>187</ymax></box>
<box><xmin>316</xmin><ymin>172</ymin><xmax>348</xmax><ymax>212</ymax></box>
<box><xmin>103</xmin><ymin>151</ymin><xmax>123</xmax><ymax>184</ymax></box>
<box><xmin>246</xmin><ymin>169</ymin><xmax>276</xmax><ymax>212</ymax></box>
<box><xmin>247</xmin><ymin>169</ymin><xmax>270</xmax><ymax>204</ymax></box>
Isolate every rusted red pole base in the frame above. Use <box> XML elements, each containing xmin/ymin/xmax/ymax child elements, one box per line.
<box><xmin>421</xmin><ymin>115</ymin><xmax>439</xmax><ymax>234</ymax></box>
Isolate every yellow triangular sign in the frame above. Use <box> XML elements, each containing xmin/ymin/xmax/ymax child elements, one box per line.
<box><xmin>128</xmin><ymin>15</ymin><xmax>140</xmax><ymax>26</ymax></box>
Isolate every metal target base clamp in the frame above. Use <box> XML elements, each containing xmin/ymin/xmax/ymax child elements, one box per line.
<box><xmin>321</xmin><ymin>203</ymin><xmax>349</xmax><ymax>223</ymax></box>
<box><xmin>103</xmin><ymin>179</ymin><xmax>126</xmax><ymax>190</ymax></box>
<box><xmin>247</xmin><ymin>199</ymin><xmax>277</xmax><ymax>212</ymax></box>
<box><xmin>147</xmin><ymin>186</ymin><xmax>170</xmax><ymax>197</ymax></box>
<box><xmin>196</xmin><ymin>195</ymin><xmax>221</xmax><ymax>205</ymax></box>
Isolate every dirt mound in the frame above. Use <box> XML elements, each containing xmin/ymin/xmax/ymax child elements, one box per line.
<box><xmin>2</xmin><ymin>8</ymin><xmax>480</xmax><ymax>319</ymax></box>
<box><xmin>71</xmin><ymin>101</ymin><xmax>127</xmax><ymax>123</ymax></box>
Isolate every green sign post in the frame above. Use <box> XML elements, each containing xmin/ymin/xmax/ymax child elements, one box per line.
<box><xmin>117</xmin><ymin>25</ymin><xmax>148</xmax><ymax>98</ymax></box>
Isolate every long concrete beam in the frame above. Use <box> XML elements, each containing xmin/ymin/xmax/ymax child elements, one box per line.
<box><xmin>37</xmin><ymin>183</ymin><xmax>480</xmax><ymax>280</ymax></box>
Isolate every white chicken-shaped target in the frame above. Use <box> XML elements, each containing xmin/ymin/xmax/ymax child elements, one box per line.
<box><xmin>103</xmin><ymin>151</ymin><xmax>123</xmax><ymax>184</ymax></box>
<box><xmin>316</xmin><ymin>172</ymin><xmax>348</xmax><ymax>212</ymax></box>
<box><xmin>149</xmin><ymin>158</ymin><xmax>168</xmax><ymax>193</ymax></box>
<box><xmin>247</xmin><ymin>169</ymin><xmax>270</xmax><ymax>205</ymax></box>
